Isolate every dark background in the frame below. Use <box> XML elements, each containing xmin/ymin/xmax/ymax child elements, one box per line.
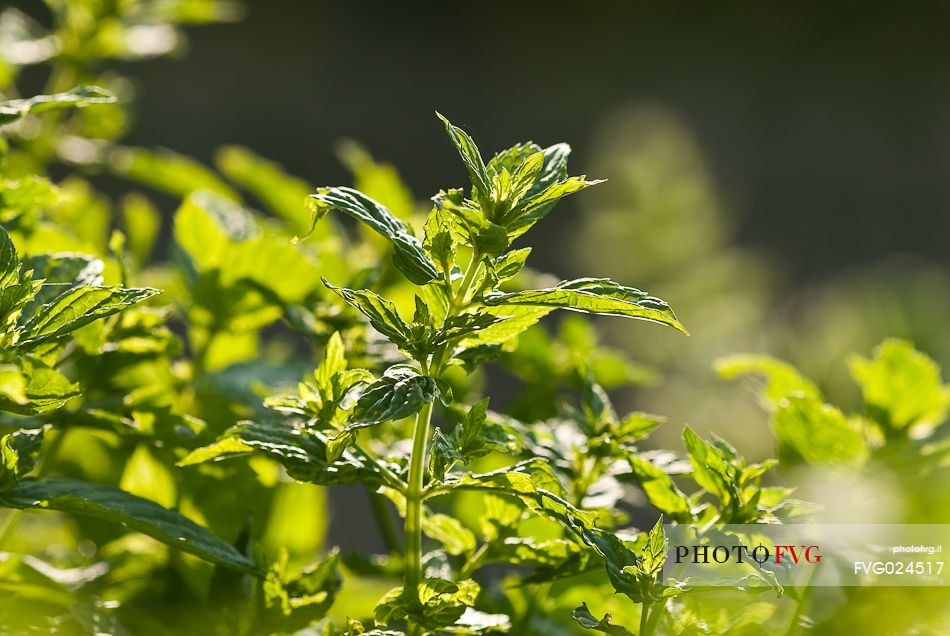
<box><xmin>108</xmin><ymin>0</ymin><xmax>950</xmax><ymax>283</ymax></box>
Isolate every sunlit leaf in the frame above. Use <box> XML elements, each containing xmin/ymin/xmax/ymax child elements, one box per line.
<box><xmin>485</xmin><ymin>277</ymin><xmax>687</xmax><ymax>334</ymax></box>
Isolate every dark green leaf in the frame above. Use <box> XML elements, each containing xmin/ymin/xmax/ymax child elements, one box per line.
<box><xmin>350</xmin><ymin>365</ymin><xmax>438</xmax><ymax>427</ymax></box>
<box><xmin>571</xmin><ymin>603</ymin><xmax>636</xmax><ymax>635</ymax></box>
<box><xmin>307</xmin><ymin>187</ymin><xmax>438</xmax><ymax>284</ymax></box>
<box><xmin>0</xmin><ymin>478</ymin><xmax>259</xmax><ymax>574</ymax></box>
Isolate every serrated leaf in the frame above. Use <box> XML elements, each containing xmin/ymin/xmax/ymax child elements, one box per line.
<box><xmin>0</xmin><ymin>427</ymin><xmax>44</xmax><ymax>489</ymax></box>
<box><xmin>307</xmin><ymin>187</ymin><xmax>438</xmax><ymax>284</ymax></box>
<box><xmin>571</xmin><ymin>603</ymin><xmax>636</xmax><ymax>635</ymax></box>
<box><xmin>375</xmin><ymin>577</ymin><xmax>479</xmax><ymax>631</ymax></box>
<box><xmin>504</xmin><ymin>176</ymin><xmax>604</xmax><ymax>239</ymax></box>
<box><xmin>349</xmin><ymin>365</ymin><xmax>438</xmax><ymax>427</ymax></box>
<box><xmin>682</xmin><ymin>426</ymin><xmax>738</xmax><ymax>506</ymax></box>
<box><xmin>323</xmin><ymin>280</ymin><xmax>412</xmax><ymax>350</ymax></box>
<box><xmin>626</xmin><ymin>455</ymin><xmax>693</xmax><ymax>522</ymax></box>
<box><xmin>484</xmin><ymin>278</ymin><xmax>687</xmax><ymax>334</ymax></box>
<box><xmin>0</xmin><ymin>86</ymin><xmax>116</xmax><ymax>125</ymax></box>
<box><xmin>641</xmin><ymin>517</ymin><xmax>667</xmax><ymax>578</ymax></box>
<box><xmin>456</xmin><ymin>306</ymin><xmax>552</xmax><ymax>350</ymax></box>
<box><xmin>437</xmin><ymin>114</ymin><xmax>492</xmax><ymax>213</ymax></box>
<box><xmin>423</xmin><ymin>513</ymin><xmax>478</xmax><ymax>556</ymax></box>
<box><xmin>179</xmin><ymin>419</ymin><xmax>379</xmax><ymax>486</ymax></box>
<box><xmin>3</xmin><ymin>359</ymin><xmax>79</xmax><ymax>414</ymax></box>
<box><xmin>489</xmin><ymin>248</ymin><xmax>531</xmax><ymax>282</ymax></box>
<box><xmin>0</xmin><ymin>225</ymin><xmax>20</xmax><ymax>288</ymax></box>
<box><xmin>0</xmin><ymin>477</ymin><xmax>259</xmax><ymax>574</ymax></box>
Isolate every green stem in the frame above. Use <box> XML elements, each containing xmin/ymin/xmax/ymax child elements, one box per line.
<box><xmin>640</xmin><ymin>602</ymin><xmax>651</xmax><ymax>636</ymax></box>
<box><xmin>403</xmin><ymin>249</ymin><xmax>481</xmax><ymax>636</ymax></box>
<box><xmin>404</xmin><ymin>400</ymin><xmax>433</xmax><ymax>632</ymax></box>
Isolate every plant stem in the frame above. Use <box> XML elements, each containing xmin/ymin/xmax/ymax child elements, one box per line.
<box><xmin>405</xmin><ymin>400</ymin><xmax>433</xmax><ymax>591</ymax></box>
<box><xmin>640</xmin><ymin>602</ymin><xmax>651</xmax><ymax>636</ymax></box>
<box><xmin>403</xmin><ymin>248</ymin><xmax>481</xmax><ymax>635</ymax></box>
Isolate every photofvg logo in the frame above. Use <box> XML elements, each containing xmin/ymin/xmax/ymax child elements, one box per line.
<box><xmin>673</xmin><ymin>542</ymin><xmax>823</xmax><ymax>566</ymax></box>
<box><xmin>663</xmin><ymin>524</ymin><xmax>948</xmax><ymax>588</ymax></box>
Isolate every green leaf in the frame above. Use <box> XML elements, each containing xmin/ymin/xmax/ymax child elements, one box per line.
<box><xmin>423</xmin><ymin>513</ymin><xmax>478</xmax><ymax>556</ymax></box>
<box><xmin>15</xmin><ymin>285</ymin><xmax>159</xmax><ymax>348</ymax></box>
<box><xmin>486</xmin><ymin>536</ymin><xmax>584</xmax><ymax>570</ymax></box>
<box><xmin>626</xmin><ymin>455</ymin><xmax>693</xmax><ymax>522</ymax></box>
<box><xmin>215</xmin><ymin>145</ymin><xmax>314</xmax><ymax>232</ymax></box>
<box><xmin>440</xmin><ymin>459</ymin><xmax>597</xmax><ymax>535</ymax></box>
<box><xmin>504</xmin><ymin>175</ymin><xmax>604</xmax><ymax>239</ymax></box>
<box><xmin>432</xmin><ymin>189</ymin><xmax>509</xmax><ymax>256</ymax></box>
<box><xmin>323</xmin><ymin>280</ymin><xmax>412</xmax><ymax>349</ymax></box>
<box><xmin>0</xmin><ymin>364</ymin><xmax>27</xmax><ymax>406</ymax></box>
<box><xmin>111</xmin><ymin>147</ymin><xmax>238</xmax><ymax>199</ymax></box>
<box><xmin>682</xmin><ymin>426</ymin><xmax>739</xmax><ymax>506</ymax></box>
<box><xmin>848</xmin><ymin>338</ymin><xmax>950</xmax><ymax>433</ymax></box>
<box><xmin>173</xmin><ymin>190</ymin><xmax>255</xmax><ymax>272</ymax></box>
<box><xmin>484</xmin><ymin>278</ymin><xmax>687</xmax><ymax>334</ymax></box>
<box><xmin>616</xmin><ymin>412</ymin><xmax>664</xmax><ymax>442</ymax></box>
<box><xmin>571</xmin><ymin>603</ymin><xmax>636</xmax><ymax>635</ymax></box>
<box><xmin>349</xmin><ymin>365</ymin><xmax>438</xmax><ymax>427</ymax></box>
<box><xmin>640</xmin><ymin>517</ymin><xmax>667</xmax><ymax>578</ymax></box>
<box><xmin>456</xmin><ymin>306</ymin><xmax>552</xmax><ymax>351</ymax></box>
<box><xmin>0</xmin><ymin>86</ymin><xmax>116</xmax><ymax>125</ymax></box>
<box><xmin>578</xmin><ymin>527</ymin><xmax>643</xmax><ymax>601</ymax></box>
<box><xmin>437</xmin><ymin>114</ymin><xmax>492</xmax><ymax>213</ymax></box>
<box><xmin>10</xmin><ymin>360</ymin><xmax>79</xmax><ymax>414</ymax></box>
<box><xmin>179</xmin><ymin>419</ymin><xmax>379</xmax><ymax>486</ymax></box>
<box><xmin>375</xmin><ymin>577</ymin><xmax>480</xmax><ymax>631</ymax></box>
<box><xmin>0</xmin><ymin>427</ymin><xmax>44</xmax><ymax>489</ymax></box>
<box><xmin>0</xmin><ymin>224</ymin><xmax>20</xmax><ymax>288</ymax></box>
<box><xmin>715</xmin><ymin>354</ymin><xmax>821</xmax><ymax>409</ymax></box>
<box><xmin>0</xmin><ymin>477</ymin><xmax>259</xmax><ymax>574</ymax></box>
<box><xmin>429</xmin><ymin>428</ymin><xmax>462</xmax><ymax>482</ymax></box>
<box><xmin>489</xmin><ymin>248</ymin><xmax>531</xmax><ymax>282</ymax></box>
<box><xmin>772</xmin><ymin>396</ymin><xmax>868</xmax><ymax>466</ymax></box>
<box><xmin>307</xmin><ymin>187</ymin><xmax>438</xmax><ymax>284</ymax></box>
<box><xmin>257</xmin><ymin>551</ymin><xmax>342</xmax><ymax>633</ymax></box>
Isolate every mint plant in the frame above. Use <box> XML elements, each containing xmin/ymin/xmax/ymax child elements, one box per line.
<box><xmin>183</xmin><ymin>115</ymin><xmax>693</xmax><ymax>633</ymax></box>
